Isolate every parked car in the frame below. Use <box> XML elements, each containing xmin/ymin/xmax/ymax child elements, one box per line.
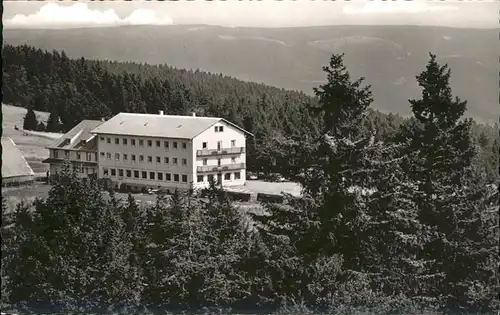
<box><xmin>148</xmin><ymin>188</ymin><xmax>159</xmax><ymax>195</ymax></box>
<box><xmin>263</xmin><ymin>173</ymin><xmax>286</xmax><ymax>182</ymax></box>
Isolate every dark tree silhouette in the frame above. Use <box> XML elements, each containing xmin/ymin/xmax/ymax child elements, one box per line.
<box><xmin>22</xmin><ymin>107</ymin><xmax>38</xmax><ymax>131</ymax></box>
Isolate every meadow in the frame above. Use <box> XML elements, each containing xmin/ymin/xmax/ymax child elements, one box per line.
<box><xmin>2</xmin><ymin>104</ymin><xmax>63</xmax><ymax>174</ymax></box>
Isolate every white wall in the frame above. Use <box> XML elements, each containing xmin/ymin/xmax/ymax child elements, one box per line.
<box><xmin>192</xmin><ymin>121</ymin><xmax>247</xmax><ymax>188</ymax></box>
<box><xmin>97</xmin><ymin>134</ymin><xmax>194</xmax><ymax>190</ymax></box>
<box><xmin>50</xmin><ymin>148</ymin><xmax>98</xmax><ymax>163</ymax></box>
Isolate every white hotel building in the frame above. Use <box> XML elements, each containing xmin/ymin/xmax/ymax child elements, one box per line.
<box><xmin>87</xmin><ymin>111</ymin><xmax>253</xmax><ymax>192</ymax></box>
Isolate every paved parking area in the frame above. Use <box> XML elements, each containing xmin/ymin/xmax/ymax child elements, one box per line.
<box><xmin>233</xmin><ymin>180</ymin><xmax>302</xmax><ymax>197</ymax></box>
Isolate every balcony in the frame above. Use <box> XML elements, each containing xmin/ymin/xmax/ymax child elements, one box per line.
<box><xmin>197</xmin><ymin>163</ymin><xmax>246</xmax><ymax>173</ymax></box>
<box><xmin>196</xmin><ymin>147</ymin><xmax>245</xmax><ymax>157</ymax></box>
<box><xmin>42</xmin><ymin>157</ymin><xmax>98</xmax><ymax>166</ymax></box>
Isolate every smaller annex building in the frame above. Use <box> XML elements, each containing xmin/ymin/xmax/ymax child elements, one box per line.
<box><xmin>43</xmin><ymin>120</ymin><xmax>104</xmax><ymax>182</ymax></box>
<box><xmin>1</xmin><ymin>137</ymin><xmax>35</xmax><ymax>187</ymax></box>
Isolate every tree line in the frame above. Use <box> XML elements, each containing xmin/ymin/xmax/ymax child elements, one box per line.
<box><xmin>4</xmin><ymin>44</ymin><xmax>499</xmax><ymax>182</ymax></box>
<box><xmin>2</xmin><ymin>52</ymin><xmax>499</xmax><ymax>314</ymax></box>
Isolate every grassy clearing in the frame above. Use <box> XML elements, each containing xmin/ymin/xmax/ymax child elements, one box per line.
<box><xmin>2</xmin><ymin>104</ymin><xmax>63</xmax><ymax>173</ymax></box>
<box><xmin>2</xmin><ymin>104</ymin><xmax>51</xmax><ymax>133</ymax></box>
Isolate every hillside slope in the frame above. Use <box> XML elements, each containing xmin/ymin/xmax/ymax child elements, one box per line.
<box><xmin>4</xmin><ymin>25</ymin><xmax>498</xmax><ymax>123</ymax></box>
<box><xmin>2</xmin><ymin>104</ymin><xmax>62</xmax><ymax>173</ymax></box>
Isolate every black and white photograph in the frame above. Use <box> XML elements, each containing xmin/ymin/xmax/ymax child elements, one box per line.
<box><xmin>1</xmin><ymin>0</ymin><xmax>499</xmax><ymax>314</ymax></box>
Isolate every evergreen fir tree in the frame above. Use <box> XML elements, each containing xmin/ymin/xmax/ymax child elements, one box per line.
<box><xmin>4</xmin><ymin>201</ymin><xmax>48</xmax><ymax>304</ymax></box>
<box><xmin>25</xmin><ymin>163</ymin><xmax>109</xmax><ymax>306</ymax></box>
<box><xmin>36</xmin><ymin>121</ymin><xmax>46</xmax><ymax>131</ymax></box>
<box><xmin>142</xmin><ymin>189</ymin><xmax>204</xmax><ymax>307</ymax></box>
<box><xmin>31</xmin><ymin>93</ymin><xmax>49</xmax><ymax>112</ymax></box>
<box><xmin>395</xmin><ymin>53</ymin><xmax>497</xmax><ymax>312</ymax></box>
<box><xmin>1</xmin><ymin>198</ymin><xmax>16</xmax><ymax>307</ymax></box>
<box><xmin>250</xmin><ymin>195</ymin><xmax>323</xmax><ymax>305</ymax></box>
<box><xmin>98</xmin><ymin>190</ymin><xmax>142</xmax><ymax>307</ymax></box>
<box><xmin>170</xmin><ymin>85</ymin><xmax>191</xmax><ymax>115</ymax></box>
<box><xmin>252</xmin><ymin>53</ymin><xmax>383</xmax><ymax>307</ymax></box>
<box><xmin>361</xmin><ymin>142</ymin><xmax>430</xmax><ymax>307</ymax></box>
<box><xmin>46</xmin><ymin>110</ymin><xmax>61</xmax><ymax>132</ymax></box>
<box><xmin>199</xmin><ymin>182</ymin><xmax>251</xmax><ymax>305</ymax></box>
<box><xmin>294</xmin><ymin>53</ymin><xmax>377</xmax><ymax>268</ymax></box>
<box><xmin>22</xmin><ymin>107</ymin><xmax>38</xmax><ymax>131</ymax></box>
<box><xmin>122</xmin><ymin>194</ymin><xmax>147</xmax><ymax>267</ymax></box>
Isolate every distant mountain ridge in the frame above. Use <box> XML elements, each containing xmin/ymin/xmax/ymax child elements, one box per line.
<box><xmin>4</xmin><ymin>25</ymin><xmax>498</xmax><ymax>124</ymax></box>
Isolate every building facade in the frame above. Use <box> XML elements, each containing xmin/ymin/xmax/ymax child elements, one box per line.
<box><xmin>192</xmin><ymin>120</ymin><xmax>247</xmax><ymax>189</ymax></box>
<box><xmin>43</xmin><ymin>120</ymin><xmax>103</xmax><ymax>181</ymax></box>
<box><xmin>91</xmin><ymin>112</ymin><xmax>252</xmax><ymax>192</ymax></box>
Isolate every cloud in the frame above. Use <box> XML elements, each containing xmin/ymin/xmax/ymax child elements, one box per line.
<box><xmin>122</xmin><ymin>8</ymin><xmax>173</xmax><ymax>26</ymax></box>
<box><xmin>343</xmin><ymin>1</ymin><xmax>458</xmax><ymax>15</ymax></box>
<box><xmin>3</xmin><ymin>3</ymin><xmax>174</xmax><ymax>28</ymax></box>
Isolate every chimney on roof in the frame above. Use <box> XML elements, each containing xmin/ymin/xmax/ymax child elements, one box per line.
<box><xmin>192</xmin><ymin>112</ymin><xmax>196</xmax><ymax>117</ymax></box>
<box><xmin>159</xmin><ymin>110</ymin><xmax>164</xmax><ymax>115</ymax></box>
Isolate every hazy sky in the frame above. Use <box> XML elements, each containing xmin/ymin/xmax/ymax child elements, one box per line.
<box><xmin>3</xmin><ymin>0</ymin><xmax>499</xmax><ymax>29</ymax></box>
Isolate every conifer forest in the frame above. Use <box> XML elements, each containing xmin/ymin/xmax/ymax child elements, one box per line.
<box><xmin>1</xmin><ymin>44</ymin><xmax>499</xmax><ymax>314</ymax></box>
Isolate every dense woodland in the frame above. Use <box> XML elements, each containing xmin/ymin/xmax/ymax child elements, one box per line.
<box><xmin>1</xmin><ymin>45</ymin><xmax>499</xmax><ymax>314</ymax></box>
<box><xmin>3</xmin><ymin>44</ymin><xmax>500</xmax><ymax>182</ymax></box>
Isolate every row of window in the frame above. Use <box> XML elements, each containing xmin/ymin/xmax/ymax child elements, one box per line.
<box><xmin>102</xmin><ymin>168</ymin><xmax>241</xmax><ymax>183</ymax></box>
<box><xmin>100</xmin><ymin>152</ymin><xmax>188</xmax><ymax>165</ymax></box>
<box><xmin>201</xmin><ymin>139</ymin><xmax>237</xmax><ymax>150</ymax></box>
<box><xmin>101</xmin><ymin>137</ymin><xmax>188</xmax><ymax>149</ymax></box>
<box><xmin>76</xmin><ymin>152</ymin><xmax>95</xmax><ymax>161</ymax></box>
<box><xmin>198</xmin><ymin>172</ymin><xmax>241</xmax><ymax>183</ymax></box>
<box><xmin>99</xmin><ymin>135</ymin><xmax>237</xmax><ymax>151</ymax></box>
<box><xmin>103</xmin><ymin>168</ymin><xmax>189</xmax><ymax>183</ymax></box>
<box><xmin>203</xmin><ymin>157</ymin><xmax>238</xmax><ymax>166</ymax></box>
<box><xmin>103</xmin><ymin>168</ymin><xmax>187</xmax><ymax>183</ymax></box>
<box><xmin>100</xmin><ymin>152</ymin><xmax>239</xmax><ymax>166</ymax></box>
<box><xmin>72</xmin><ymin>165</ymin><xmax>97</xmax><ymax>174</ymax></box>
<box><xmin>53</xmin><ymin>150</ymin><xmax>95</xmax><ymax>161</ymax></box>
<box><xmin>214</xmin><ymin>126</ymin><xmax>225</xmax><ymax>133</ymax></box>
